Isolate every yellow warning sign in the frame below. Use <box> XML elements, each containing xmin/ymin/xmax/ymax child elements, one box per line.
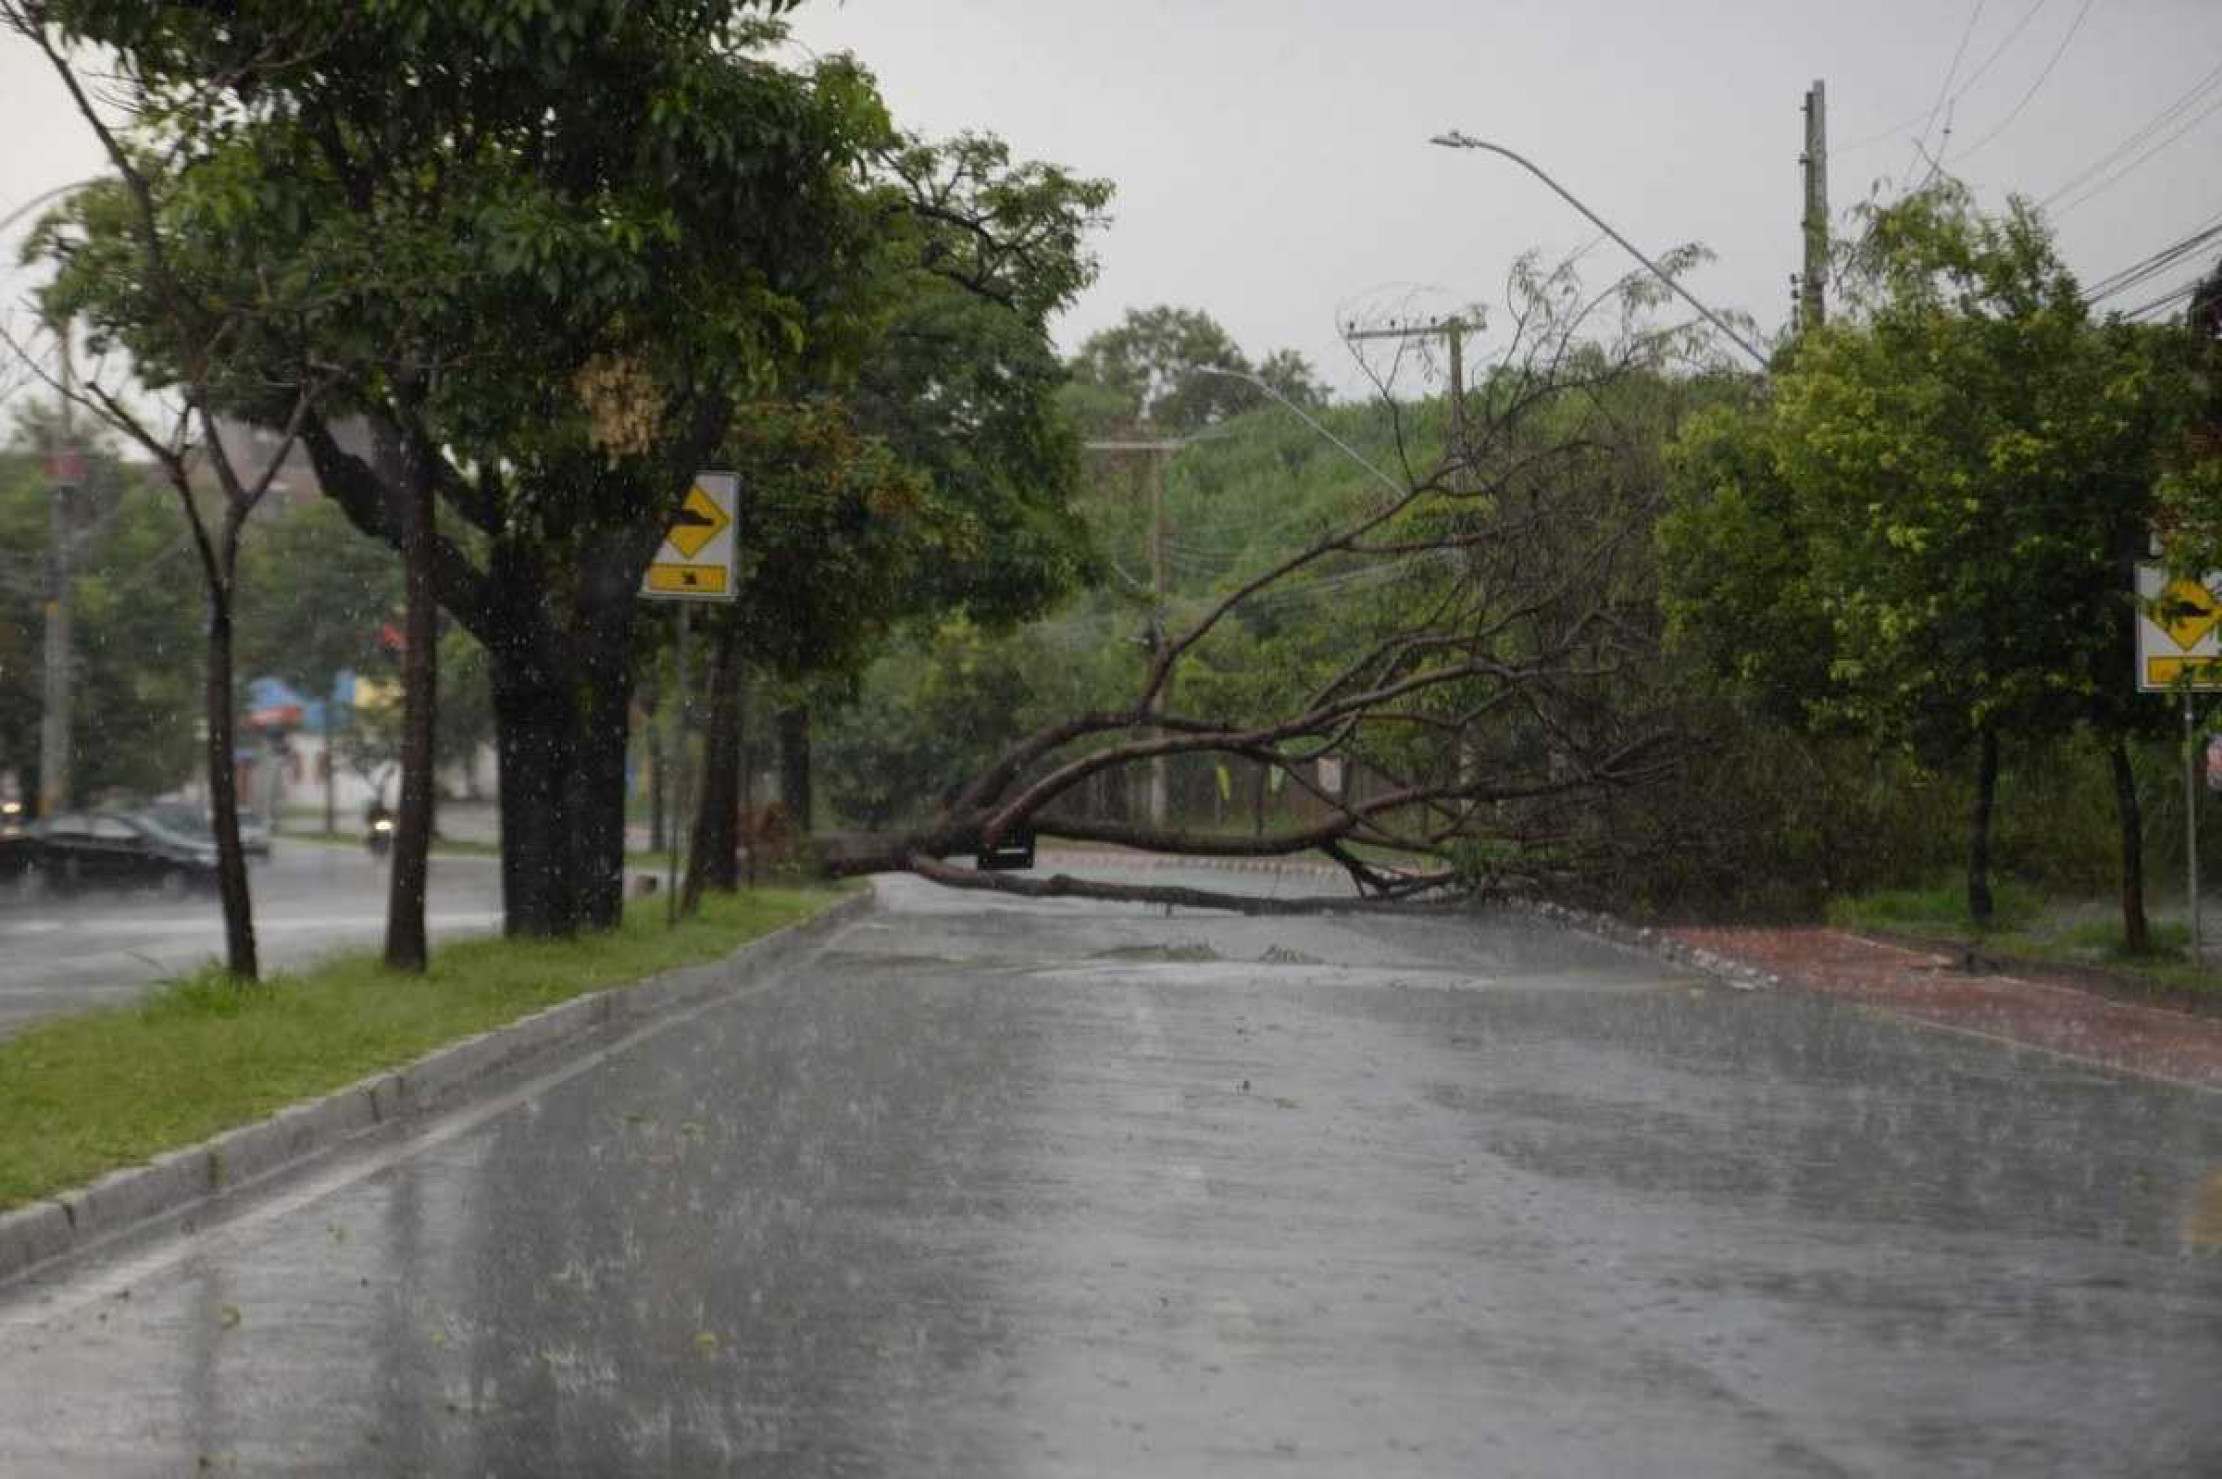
<box><xmin>645</xmin><ymin>564</ymin><xmax>729</xmax><ymax>595</ymax></box>
<box><xmin>642</xmin><ymin>471</ymin><xmax>738</xmax><ymax>604</ymax></box>
<box><xmin>665</xmin><ymin>484</ymin><xmax>731</xmax><ymax>560</ymax></box>
<box><xmin>2154</xmin><ymin>577</ymin><xmax>2222</xmax><ymax>651</ymax></box>
<box><xmin>2144</xmin><ymin>656</ymin><xmax>2222</xmax><ymax>687</ymax></box>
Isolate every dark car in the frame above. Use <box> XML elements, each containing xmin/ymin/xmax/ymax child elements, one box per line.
<box><xmin>24</xmin><ymin>810</ymin><xmax>221</xmax><ymax>895</ymax></box>
<box><xmin>0</xmin><ymin>804</ymin><xmax>31</xmax><ymax>884</ymax></box>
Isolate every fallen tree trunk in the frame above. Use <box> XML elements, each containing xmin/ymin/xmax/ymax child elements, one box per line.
<box><xmin>904</xmin><ymin>854</ymin><xmax>1458</xmax><ymax>917</ymax></box>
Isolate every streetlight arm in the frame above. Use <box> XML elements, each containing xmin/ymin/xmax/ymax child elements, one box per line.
<box><xmin>0</xmin><ymin>176</ymin><xmax>109</xmax><ymax>241</ymax></box>
<box><xmin>1429</xmin><ymin>132</ymin><xmax>1771</xmax><ymax>370</ymax></box>
<box><xmin>1189</xmin><ymin>366</ymin><xmax>1410</xmax><ymax>503</ymax></box>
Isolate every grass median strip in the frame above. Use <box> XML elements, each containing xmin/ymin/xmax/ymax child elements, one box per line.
<box><xmin>1827</xmin><ymin>881</ymin><xmax>2222</xmax><ymax>1001</ymax></box>
<box><xmin>0</xmin><ymin>884</ymin><xmax>853</xmax><ymax>1211</ymax></box>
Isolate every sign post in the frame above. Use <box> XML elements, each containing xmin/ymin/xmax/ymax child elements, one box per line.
<box><xmin>2137</xmin><ymin>564</ymin><xmax>2222</xmax><ymax>967</ymax></box>
<box><xmin>2190</xmin><ymin>694</ymin><xmax>2202</xmax><ymax>968</ymax></box>
<box><xmin>642</xmin><ymin>473</ymin><xmax>740</xmax><ymax>921</ymax></box>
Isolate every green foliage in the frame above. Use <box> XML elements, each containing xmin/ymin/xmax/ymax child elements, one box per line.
<box><xmin>1665</xmin><ymin>184</ymin><xmax>2188</xmax><ymax>762</ymax></box>
<box><xmin>1066</xmin><ymin>305</ymin><xmax>1324</xmax><ymax>436</ymax></box>
<box><xmin>839</xmin><ymin>134</ymin><xmax>1111</xmax><ymax>632</ymax></box>
<box><xmin>1658</xmin><ymin>185</ymin><xmax>2205</xmax><ymax>931</ymax></box>
<box><xmin>818</xmin><ymin>617</ymin><xmax>1069</xmax><ymax>829</ymax></box>
<box><xmin>0</xmin><ymin>882</ymin><xmax>850</xmax><ymax>1210</ymax></box>
<box><xmin>234</xmin><ymin>499</ymin><xmax>401</xmax><ymax>695</ymax></box>
<box><xmin>0</xmin><ymin>428</ymin><xmax>201</xmax><ymax>805</ymax></box>
<box><xmin>32</xmin><ymin>0</ymin><xmax>905</xmax><ymax>583</ymax></box>
<box><xmin>1824</xmin><ymin>878</ymin><xmax>2046</xmax><ymax>934</ymax></box>
<box><xmin>21</xmin><ymin>0</ymin><xmax>1112</xmax><ymax>931</ymax></box>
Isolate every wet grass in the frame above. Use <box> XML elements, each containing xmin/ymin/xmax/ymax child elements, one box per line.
<box><xmin>0</xmin><ymin>884</ymin><xmax>854</xmax><ymax>1211</ymax></box>
<box><xmin>1827</xmin><ymin>881</ymin><xmax>2222</xmax><ymax>999</ymax></box>
<box><xmin>1824</xmin><ymin>879</ymin><xmax>2047</xmax><ymax>935</ymax></box>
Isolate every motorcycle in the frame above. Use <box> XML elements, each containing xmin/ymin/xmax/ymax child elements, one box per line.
<box><xmin>366</xmin><ymin>814</ymin><xmax>395</xmax><ymax>858</ymax></box>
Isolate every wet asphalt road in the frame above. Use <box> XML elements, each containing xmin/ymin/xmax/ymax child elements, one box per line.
<box><xmin>2</xmin><ymin>870</ymin><xmax>2220</xmax><ymax>1475</ymax></box>
<box><xmin>0</xmin><ymin>844</ymin><xmax>503</xmax><ymax>1035</ymax></box>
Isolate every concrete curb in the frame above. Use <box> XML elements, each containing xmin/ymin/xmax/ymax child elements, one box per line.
<box><xmin>1505</xmin><ymin>896</ymin><xmax>1785</xmax><ymax>992</ymax></box>
<box><xmin>0</xmin><ymin>886</ymin><xmax>876</xmax><ymax>1289</ymax></box>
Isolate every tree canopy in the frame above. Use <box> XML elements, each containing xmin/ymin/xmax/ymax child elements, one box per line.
<box><xmin>1066</xmin><ymin>305</ymin><xmax>1326</xmax><ymax>436</ymax></box>
<box><xmin>23</xmin><ymin>0</ymin><xmax>1111</xmax><ymax>933</ymax></box>
<box><xmin>1661</xmin><ymin>183</ymin><xmax>2200</xmax><ymax>927</ymax></box>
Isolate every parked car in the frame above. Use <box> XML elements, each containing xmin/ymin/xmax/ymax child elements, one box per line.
<box><xmin>139</xmin><ymin>802</ymin><xmax>271</xmax><ymax>859</ymax></box>
<box><xmin>24</xmin><ymin>810</ymin><xmax>220</xmax><ymax>895</ymax></box>
<box><xmin>0</xmin><ymin>806</ymin><xmax>32</xmax><ymax>884</ymax></box>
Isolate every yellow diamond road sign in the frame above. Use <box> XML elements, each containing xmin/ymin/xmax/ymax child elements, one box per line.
<box><xmin>2137</xmin><ymin>565</ymin><xmax>2222</xmax><ymax>691</ymax></box>
<box><xmin>2157</xmin><ymin>577</ymin><xmax>2222</xmax><ymax>650</ymax></box>
<box><xmin>666</xmin><ymin>484</ymin><xmax>730</xmax><ymax>560</ymax></box>
<box><xmin>643</xmin><ymin>471</ymin><xmax>738</xmax><ymax>604</ymax></box>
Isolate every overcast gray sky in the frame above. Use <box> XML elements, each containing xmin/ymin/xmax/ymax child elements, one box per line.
<box><xmin>6</xmin><ymin>0</ymin><xmax>2221</xmax><ymax>401</ymax></box>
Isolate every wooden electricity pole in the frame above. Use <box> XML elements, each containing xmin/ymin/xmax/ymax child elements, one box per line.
<box><xmin>1344</xmin><ymin>314</ymin><xmax>1485</xmax><ymax>453</ymax></box>
<box><xmin>39</xmin><ymin>320</ymin><xmax>78</xmax><ymax>820</ymax></box>
<box><xmin>1800</xmin><ymin>79</ymin><xmax>1829</xmax><ymax>330</ymax></box>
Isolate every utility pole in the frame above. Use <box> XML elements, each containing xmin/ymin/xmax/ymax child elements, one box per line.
<box><xmin>1800</xmin><ymin>79</ymin><xmax>1829</xmax><ymax>330</ymax></box>
<box><xmin>1083</xmin><ymin>434</ymin><xmax>1194</xmax><ymax>828</ymax></box>
<box><xmin>39</xmin><ymin>320</ymin><xmax>79</xmax><ymax>820</ymax></box>
<box><xmin>1148</xmin><ymin>444</ymin><xmax>1169</xmax><ymax>828</ymax></box>
<box><xmin>1343</xmin><ymin>314</ymin><xmax>1485</xmax><ymax>453</ymax></box>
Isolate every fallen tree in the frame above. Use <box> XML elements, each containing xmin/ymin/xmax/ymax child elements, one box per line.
<box><xmin>811</xmin><ymin>254</ymin><xmax>1721</xmax><ymax>913</ymax></box>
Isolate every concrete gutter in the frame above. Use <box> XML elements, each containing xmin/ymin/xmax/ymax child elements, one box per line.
<box><xmin>0</xmin><ymin>885</ymin><xmax>877</xmax><ymax>1289</ymax></box>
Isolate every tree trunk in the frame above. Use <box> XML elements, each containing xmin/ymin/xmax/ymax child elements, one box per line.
<box><xmin>740</xmin><ymin>685</ymin><xmax>757</xmax><ymax>889</ymax></box>
<box><xmin>2110</xmin><ymin>735</ymin><xmax>2149</xmax><ymax>954</ymax></box>
<box><xmin>491</xmin><ymin>654</ymin><xmax>578</xmax><ymax>937</ymax></box>
<box><xmin>646</xmin><ymin>709</ymin><xmax>666</xmax><ymax>854</ymax></box>
<box><xmin>297</xmin><ymin>413</ymin><xmax>678</xmax><ymax>941</ymax></box>
<box><xmin>384</xmin><ymin>431</ymin><xmax>436</xmax><ymax>972</ymax></box>
<box><xmin>573</xmin><ymin>625</ymin><xmax>635</xmax><ymax>934</ymax></box>
<box><xmin>205</xmin><ymin>592</ymin><xmax>258</xmax><ymax>979</ymax></box>
<box><xmin>480</xmin><ymin>547</ymin><xmax>641</xmax><ymax>937</ymax></box>
<box><xmin>684</xmin><ymin>619</ymin><xmax>744</xmax><ymax>911</ymax></box>
<box><xmin>777</xmin><ymin>704</ymin><xmax>812</xmax><ymax>835</ymax></box>
<box><xmin>1967</xmin><ymin>727</ymin><xmax>1999</xmax><ymax>928</ymax></box>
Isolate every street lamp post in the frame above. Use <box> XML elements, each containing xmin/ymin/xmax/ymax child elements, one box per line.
<box><xmin>1429</xmin><ymin>132</ymin><xmax>1771</xmax><ymax>371</ymax></box>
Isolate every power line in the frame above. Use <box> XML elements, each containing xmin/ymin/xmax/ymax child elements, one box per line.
<box><xmin>1958</xmin><ymin>0</ymin><xmax>2054</xmax><ymax>100</ymax></box>
<box><xmin>1928</xmin><ymin>0</ymin><xmax>2058</xmax><ymax>169</ymax></box>
<box><xmin>1837</xmin><ymin>106</ymin><xmax>1942</xmax><ymax>156</ymax></box>
<box><xmin>2081</xmin><ymin>212</ymin><xmax>2222</xmax><ymax>305</ymax></box>
<box><xmin>2044</xmin><ymin>93</ymin><xmax>2222</xmax><ymax>222</ymax></box>
<box><xmin>2040</xmin><ymin>60</ymin><xmax>2222</xmax><ymax>211</ymax></box>
<box><xmin>2052</xmin><ymin>92</ymin><xmax>2222</xmax><ymax>219</ymax></box>
<box><xmin>1913</xmin><ymin>0</ymin><xmax>1992</xmax><ymax>167</ymax></box>
<box><xmin>2119</xmin><ymin>279</ymin><xmax>2206</xmax><ymax>322</ymax></box>
<box><xmin>1953</xmin><ymin>0</ymin><xmax>2095</xmax><ymax>162</ymax></box>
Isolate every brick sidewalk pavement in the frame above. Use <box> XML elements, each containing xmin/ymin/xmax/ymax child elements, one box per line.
<box><xmin>1670</xmin><ymin>925</ymin><xmax>2222</xmax><ymax>1093</ymax></box>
